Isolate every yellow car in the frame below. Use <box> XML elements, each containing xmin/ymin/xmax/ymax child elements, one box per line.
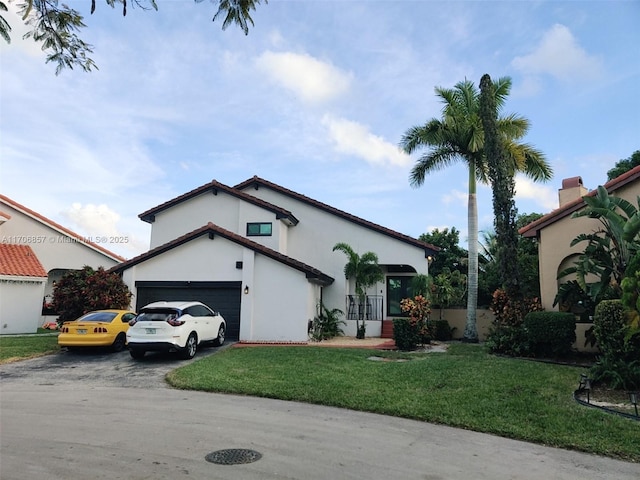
<box><xmin>58</xmin><ymin>310</ymin><xmax>137</xmax><ymax>352</ymax></box>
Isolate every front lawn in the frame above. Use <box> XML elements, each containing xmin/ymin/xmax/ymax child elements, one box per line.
<box><xmin>0</xmin><ymin>334</ymin><xmax>59</xmax><ymax>364</ymax></box>
<box><xmin>167</xmin><ymin>343</ymin><xmax>640</xmax><ymax>462</ymax></box>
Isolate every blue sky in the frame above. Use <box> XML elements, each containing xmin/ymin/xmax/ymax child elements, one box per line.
<box><xmin>1</xmin><ymin>1</ymin><xmax>639</xmax><ymax>259</ymax></box>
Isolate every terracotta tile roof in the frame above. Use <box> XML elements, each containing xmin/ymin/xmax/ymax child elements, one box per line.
<box><xmin>0</xmin><ymin>244</ymin><xmax>48</xmax><ymax>278</ymax></box>
<box><xmin>0</xmin><ymin>195</ymin><xmax>126</xmax><ymax>262</ymax></box>
<box><xmin>138</xmin><ymin>180</ymin><xmax>299</xmax><ymax>226</ymax></box>
<box><xmin>519</xmin><ymin>165</ymin><xmax>640</xmax><ymax>238</ymax></box>
<box><xmin>234</xmin><ymin>176</ymin><xmax>440</xmax><ymax>255</ymax></box>
<box><xmin>110</xmin><ymin>223</ymin><xmax>335</xmax><ymax>286</ymax></box>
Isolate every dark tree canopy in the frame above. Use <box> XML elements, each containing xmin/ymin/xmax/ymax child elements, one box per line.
<box><xmin>419</xmin><ymin>227</ymin><xmax>468</xmax><ymax>277</ymax></box>
<box><xmin>607</xmin><ymin>150</ymin><xmax>640</xmax><ymax>181</ymax></box>
<box><xmin>1</xmin><ymin>0</ymin><xmax>267</xmax><ymax>74</ymax></box>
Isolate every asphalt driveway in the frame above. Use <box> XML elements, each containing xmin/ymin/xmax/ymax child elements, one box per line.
<box><xmin>1</xmin><ymin>346</ymin><xmax>639</xmax><ymax>480</ymax></box>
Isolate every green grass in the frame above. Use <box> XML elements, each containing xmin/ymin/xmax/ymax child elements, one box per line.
<box><xmin>0</xmin><ymin>334</ymin><xmax>59</xmax><ymax>364</ymax></box>
<box><xmin>167</xmin><ymin>344</ymin><xmax>640</xmax><ymax>462</ymax></box>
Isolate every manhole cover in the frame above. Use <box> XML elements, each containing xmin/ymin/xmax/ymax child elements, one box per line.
<box><xmin>205</xmin><ymin>449</ymin><xmax>262</xmax><ymax>465</ymax></box>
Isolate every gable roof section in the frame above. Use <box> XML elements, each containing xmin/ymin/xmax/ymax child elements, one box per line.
<box><xmin>234</xmin><ymin>176</ymin><xmax>439</xmax><ymax>256</ymax></box>
<box><xmin>138</xmin><ymin>179</ymin><xmax>299</xmax><ymax>226</ymax></box>
<box><xmin>519</xmin><ymin>165</ymin><xmax>640</xmax><ymax>238</ymax></box>
<box><xmin>0</xmin><ymin>195</ymin><xmax>126</xmax><ymax>262</ymax></box>
<box><xmin>110</xmin><ymin>222</ymin><xmax>334</xmax><ymax>286</ymax></box>
<box><xmin>0</xmin><ymin>244</ymin><xmax>48</xmax><ymax>278</ymax></box>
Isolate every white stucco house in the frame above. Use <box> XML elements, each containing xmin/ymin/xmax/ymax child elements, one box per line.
<box><xmin>110</xmin><ymin>176</ymin><xmax>438</xmax><ymax>342</ymax></box>
<box><xmin>0</xmin><ymin>195</ymin><xmax>125</xmax><ymax>334</ymax></box>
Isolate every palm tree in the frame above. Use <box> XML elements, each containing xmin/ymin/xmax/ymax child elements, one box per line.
<box><xmin>333</xmin><ymin>242</ymin><xmax>384</xmax><ymax>338</ymax></box>
<box><xmin>400</xmin><ymin>77</ymin><xmax>552</xmax><ymax>342</ymax></box>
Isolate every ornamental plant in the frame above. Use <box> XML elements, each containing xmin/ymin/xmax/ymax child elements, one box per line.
<box><xmin>52</xmin><ymin>266</ymin><xmax>132</xmax><ymax>323</ymax></box>
<box><xmin>393</xmin><ymin>295</ymin><xmax>432</xmax><ymax>350</ymax></box>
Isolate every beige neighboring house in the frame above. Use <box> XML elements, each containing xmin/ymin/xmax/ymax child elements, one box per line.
<box><xmin>0</xmin><ymin>195</ymin><xmax>125</xmax><ymax>334</ymax></box>
<box><xmin>519</xmin><ymin>165</ymin><xmax>640</xmax><ymax>314</ymax></box>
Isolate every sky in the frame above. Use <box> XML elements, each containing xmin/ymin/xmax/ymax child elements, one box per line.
<box><xmin>1</xmin><ymin>0</ymin><xmax>639</xmax><ymax>259</ymax></box>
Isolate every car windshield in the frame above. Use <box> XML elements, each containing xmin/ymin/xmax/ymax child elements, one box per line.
<box><xmin>77</xmin><ymin>312</ymin><xmax>118</xmax><ymax>323</ymax></box>
<box><xmin>136</xmin><ymin>309</ymin><xmax>181</xmax><ymax>322</ymax></box>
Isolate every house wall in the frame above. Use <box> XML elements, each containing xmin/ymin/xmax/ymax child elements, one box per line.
<box><xmin>122</xmin><ymin>235</ymin><xmax>319</xmax><ymax>342</ymax></box>
<box><xmin>248</xmin><ymin>254</ymin><xmax>316</xmax><ymax>342</ymax></box>
<box><xmin>0</xmin><ymin>277</ymin><xmax>46</xmax><ymax>334</ymax></box>
<box><xmin>235</xmin><ymin>187</ymin><xmax>429</xmax><ymax>316</ymax></box>
<box><xmin>148</xmin><ymin>191</ymin><xmax>289</xmax><ymax>252</ymax></box>
<box><xmin>537</xmin><ymin>181</ymin><xmax>640</xmax><ymax>310</ymax></box>
<box><xmin>129</xmin><ymin>235</ymin><xmax>244</xmax><ymax>284</ymax></box>
<box><xmin>0</xmin><ymin>202</ymin><xmax>121</xmax><ymax>272</ymax></box>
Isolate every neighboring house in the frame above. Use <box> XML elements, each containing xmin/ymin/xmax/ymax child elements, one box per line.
<box><xmin>0</xmin><ymin>244</ymin><xmax>48</xmax><ymax>334</ymax></box>
<box><xmin>519</xmin><ymin>166</ymin><xmax>640</xmax><ymax>312</ymax></box>
<box><xmin>0</xmin><ymin>195</ymin><xmax>125</xmax><ymax>333</ymax></box>
<box><xmin>111</xmin><ymin>176</ymin><xmax>438</xmax><ymax>342</ymax></box>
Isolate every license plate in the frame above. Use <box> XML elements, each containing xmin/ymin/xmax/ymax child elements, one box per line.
<box><xmin>145</xmin><ymin>328</ymin><xmax>156</xmax><ymax>334</ymax></box>
<box><xmin>77</xmin><ymin>329</ymin><xmax>87</xmax><ymax>334</ymax></box>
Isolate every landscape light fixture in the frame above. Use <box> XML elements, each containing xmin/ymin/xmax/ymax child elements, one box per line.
<box><xmin>579</xmin><ymin>374</ymin><xmax>592</xmax><ymax>403</ymax></box>
<box><xmin>630</xmin><ymin>392</ymin><xmax>639</xmax><ymax>417</ymax></box>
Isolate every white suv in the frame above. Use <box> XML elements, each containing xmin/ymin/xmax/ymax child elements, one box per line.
<box><xmin>127</xmin><ymin>301</ymin><xmax>226</xmax><ymax>360</ymax></box>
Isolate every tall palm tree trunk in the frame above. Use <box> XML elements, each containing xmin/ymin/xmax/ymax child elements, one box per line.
<box><xmin>463</xmin><ymin>161</ymin><xmax>479</xmax><ymax>342</ymax></box>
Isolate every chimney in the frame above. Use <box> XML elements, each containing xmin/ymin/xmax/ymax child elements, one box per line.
<box><xmin>559</xmin><ymin>176</ymin><xmax>588</xmax><ymax>206</ymax></box>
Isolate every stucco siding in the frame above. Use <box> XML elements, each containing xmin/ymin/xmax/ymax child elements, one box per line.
<box><xmin>248</xmin><ymin>254</ymin><xmax>313</xmax><ymax>342</ymax></box>
<box><xmin>0</xmin><ymin>277</ymin><xmax>46</xmax><ymax>334</ymax></box>
<box><xmin>537</xmin><ymin>180</ymin><xmax>640</xmax><ymax>310</ymax></box>
<box><xmin>0</xmin><ymin>203</ymin><xmax>120</xmax><ymax>271</ymax></box>
<box><xmin>131</xmin><ymin>235</ymin><xmax>244</xmax><ymax>283</ymax></box>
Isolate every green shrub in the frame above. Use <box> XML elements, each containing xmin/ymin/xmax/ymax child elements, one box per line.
<box><xmin>590</xmin><ymin>299</ymin><xmax>640</xmax><ymax>389</ymax></box>
<box><xmin>485</xmin><ymin>325</ymin><xmax>529</xmax><ymax>357</ymax></box>
<box><xmin>433</xmin><ymin>319</ymin><xmax>454</xmax><ymax>341</ymax></box>
<box><xmin>392</xmin><ymin>318</ymin><xmax>422</xmax><ymax>351</ymax></box>
<box><xmin>523</xmin><ymin>312</ymin><xmax>576</xmax><ymax>358</ymax></box>
<box><xmin>486</xmin><ymin>289</ymin><xmax>543</xmax><ymax>355</ymax></box>
<box><xmin>309</xmin><ymin>304</ymin><xmax>345</xmax><ymax>341</ymax></box>
<box><xmin>53</xmin><ymin>266</ymin><xmax>132</xmax><ymax>323</ymax></box>
<box><xmin>592</xmin><ymin>300</ymin><xmax>627</xmax><ymax>358</ymax></box>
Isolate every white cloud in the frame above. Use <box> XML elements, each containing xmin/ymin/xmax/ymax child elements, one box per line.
<box><xmin>442</xmin><ymin>190</ymin><xmax>468</xmax><ymax>207</ymax></box>
<box><xmin>512</xmin><ymin>24</ymin><xmax>603</xmax><ymax>83</ymax></box>
<box><xmin>62</xmin><ymin>203</ymin><xmax>148</xmax><ymax>257</ymax></box>
<box><xmin>321</xmin><ymin>114</ymin><xmax>411</xmax><ymax>167</ymax></box>
<box><xmin>515</xmin><ymin>176</ymin><xmax>558</xmax><ymax>211</ymax></box>
<box><xmin>255</xmin><ymin>51</ymin><xmax>353</xmax><ymax>104</ymax></box>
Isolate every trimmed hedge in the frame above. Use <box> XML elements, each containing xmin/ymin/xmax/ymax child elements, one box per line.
<box><xmin>523</xmin><ymin>312</ymin><xmax>576</xmax><ymax>358</ymax></box>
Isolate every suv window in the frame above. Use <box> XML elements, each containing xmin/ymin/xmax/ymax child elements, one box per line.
<box><xmin>137</xmin><ymin>309</ymin><xmax>181</xmax><ymax>322</ymax></box>
<box><xmin>186</xmin><ymin>305</ymin><xmax>214</xmax><ymax>317</ymax></box>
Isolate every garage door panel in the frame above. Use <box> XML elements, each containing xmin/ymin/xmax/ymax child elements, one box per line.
<box><xmin>135</xmin><ymin>282</ymin><xmax>241</xmax><ymax>341</ymax></box>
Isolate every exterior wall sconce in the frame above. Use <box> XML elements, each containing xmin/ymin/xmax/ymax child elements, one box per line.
<box><xmin>244</xmin><ymin>285</ymin><xmax>249</xmax><ymax>295</ymax></box>
<box><xmin>427</xmin><ymin>255</ymin><xmax>434</xmax><ymax>265</ymax></box>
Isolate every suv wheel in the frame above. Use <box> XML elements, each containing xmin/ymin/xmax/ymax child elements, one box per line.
<box><xmin>181</xmin><ymin>333</ymin><xmax>197</xmax><ymax>359</ymax></box>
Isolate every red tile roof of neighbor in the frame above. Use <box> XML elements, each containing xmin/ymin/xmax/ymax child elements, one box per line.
<box><xmin>0</xmin><ymin>194</ymin><xmax>126</xmax><ymax>262</ymax></box>
<box><xmin>0</xmin><ymin>244</ymin><xmax>48</xmax><ymax>278</ymax></box>
<box><xmin>519</xmin><ymin>165</ymin><xmax>640</xmax><ymax>238</ymax></box>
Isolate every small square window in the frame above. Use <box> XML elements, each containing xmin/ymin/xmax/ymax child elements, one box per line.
<box><xmin>247</xmin><ymin>222</ymin><xmax>272</xmax><ymax>236</ymax></box>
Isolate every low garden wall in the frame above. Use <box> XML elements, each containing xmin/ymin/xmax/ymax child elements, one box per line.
<box><xmin>438</xmin><ymin>308</ymin><xmax>597</xmax><ymax>353</ymax></box>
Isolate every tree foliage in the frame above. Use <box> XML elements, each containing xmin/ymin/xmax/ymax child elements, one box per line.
<box><xmin>419</xmin><ymin>227</ymin><xmax>467</xmax><ymax>277</ymax></box>
<box><xmin>1</xmin><ymin>0</ymin><xmax>267</xmax><ymax>74</ymax></box>
<box><xmin>400</xmin><ymin>75</ymin><xmax>551</xmax><ymax>342</ymax></box>
<box><xmin>607</xmin><ymin>150</ymin><xmax>640</xmax><ymax>181</ymax></box>
<box><xmin>52</xmin><ymin>265</ymin><xmax>132</xmax><ymax>322</ymax></box>
<box><xmin>480</xmin><ymin>73</ymin><xmax>520</xmax><ymax>297</ymax></box>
